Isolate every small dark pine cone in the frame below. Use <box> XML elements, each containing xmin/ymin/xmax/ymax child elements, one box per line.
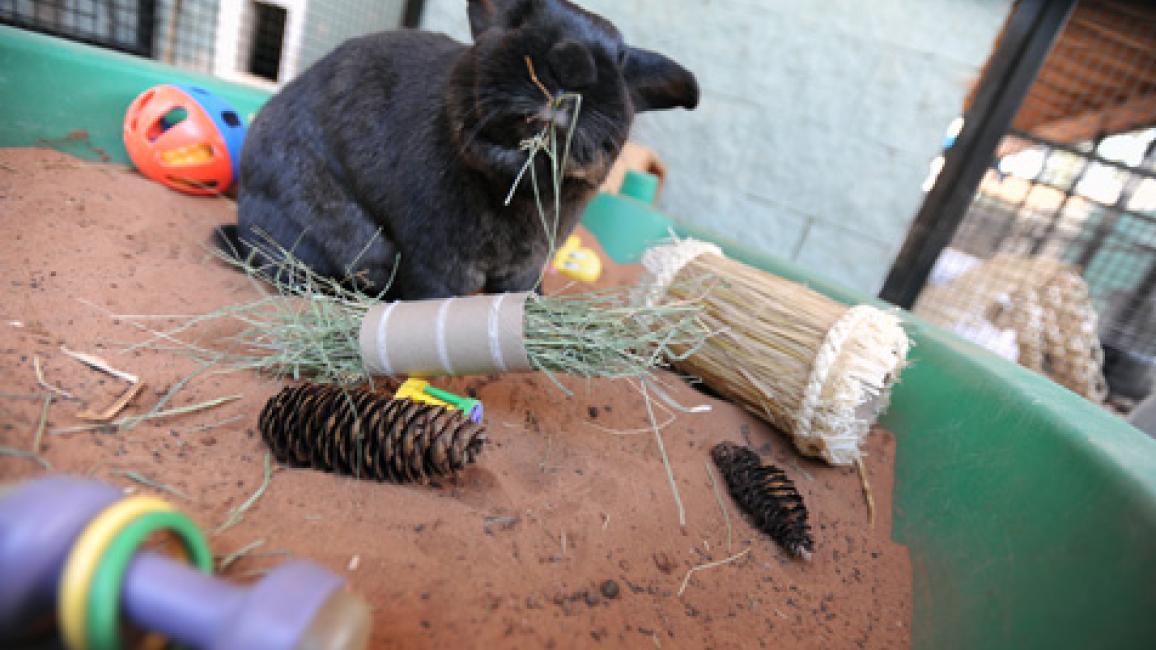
<box><xmin>259</xmin><ymin>383</ymin><xmax>487</xmax><ymax>483</ymax></box>
<box><xmin>710</xmin><ymin>441</ymin><xmax>814</xmax><ymax>559</ymax></box>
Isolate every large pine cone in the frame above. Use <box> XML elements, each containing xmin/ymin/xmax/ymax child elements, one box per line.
<box><xmin>259</xmin><ymin>383</ymin><xmax>487</xmax><ymax>483</ymax></box>
<box><xmin>710</xmin><ymin>441</ymin><xmax>814</xmax><ymax>559</ymax></box>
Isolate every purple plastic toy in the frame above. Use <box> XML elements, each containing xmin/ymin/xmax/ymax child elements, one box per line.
<box><xmin>0</xmin><ymin>475</ymin><xmax>372</xmax><ymax>650</ymax></box>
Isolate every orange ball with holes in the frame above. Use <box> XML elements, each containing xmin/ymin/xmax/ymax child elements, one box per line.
<box><xmin>123</xmin><ymin>84</ymin><xmax>248</xmax><ymax>196</ymax></box>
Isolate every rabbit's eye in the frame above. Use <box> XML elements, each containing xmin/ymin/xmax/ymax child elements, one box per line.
<box><xmin>506</xmin><ymin>0</ymin><xmax>534</xmax><ymax>29</ymax></box>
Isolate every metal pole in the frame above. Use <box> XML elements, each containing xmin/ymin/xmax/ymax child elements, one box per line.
<box><xmin>1114</xmin><ymin>253</ymin><xmax>1156</xmax><ymax>343</ymax></box>
<box><xmin>402</xmin><ymin>0</ymin><xmax>426</xmax><ymax>28</ymax></box>
<box><xmin>137</xmin><ymin>0</ymin><xmax>157</xmax><ymax>57</ymax></box>
<box><xmin>879</xmin><ymin>0</ymin><xmax>1077</xmax><ymax>308</ymax></box>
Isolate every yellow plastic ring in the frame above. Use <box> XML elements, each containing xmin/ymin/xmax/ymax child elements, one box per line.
<box><xmin>58</xmin><ymin>495</ymin><xmax>175</xmax><ymax>650</ymax></box>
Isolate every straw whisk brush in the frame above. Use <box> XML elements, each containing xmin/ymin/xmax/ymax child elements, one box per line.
<box><xmin>641</xmin><ymin>240</ymin><xmax>910</xmax><ymax>466</ymax></box>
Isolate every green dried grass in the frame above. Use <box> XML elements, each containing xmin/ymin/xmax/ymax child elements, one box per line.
<box><xmin>121</xmin><ymin>233</ymin><xmax>709</xmax><ymax>387</ymax></box>
<box><xmin>507</xmin><ymin>55</ymin><xmax>583</xmax><ymax>273</ymax></box>
<box><xmin>217</xmin><ymin>538</ymin><xmax>267</xmax><ymax>572</ymax></box>
<box><xmin>523</xmin><ymin>285</ymin><xmax>708</xmax><ymax>380</ymax></box>
<box><xmin>214</xmin><ymin>452</ymin><xmax>273</xmax><ymax>535</ymax></box>
<box><xmin>121</xmin><ymin>234</ymin><xmax>385</xmax><ymax>385</ymax></box>
<box><xmin>116</xmin><ymin>469</ymin><xmax>190</xmax><ymax>500</ymax></box>
<box><xmin>0</xmin><ymin>446</ymin><xmax>51</xmax><ymax>470</ymax></box>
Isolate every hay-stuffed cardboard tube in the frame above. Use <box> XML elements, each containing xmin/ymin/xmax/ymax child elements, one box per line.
<box><xmin>358</xmin><ymin>293</ymin><xmax>533</xmax><ymax>377</ymax></box>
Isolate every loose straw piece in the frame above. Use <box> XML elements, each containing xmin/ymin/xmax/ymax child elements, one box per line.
<box><xmin>645</xmin><ymin>377</ymin><xmax>711</xmax><ymax>414</ymax></box>
<box><xmin>677</xmin><ymin>548</ymin><xmax>750</xmax><ymax>597</ymax></box>
<box><xmin>116</xmin><ymin>470</ymin><xmax>191</xmax><ymax>501</ymax></box>
<box><xmin>217</xmin><ymin>539</ymin><xmax>267</xmax><ymax>572</ymax></box>
<box><xmin>50</xmin><ymin>395</ymin><xmax>241</xmax><ymax>435</ymax></box>
<box><xmin>76</xmin><ymin>382</ymin><xmax>145</xmax><ymax>422</ymax></box>
<box><xmin>33</xmin><ymin>394</ymin><xmax>51</xmax><ymax>455</ymax></box>
<box><xmin>705</xmin><ymin>462</ymin><xmax>733</xmax><ymax>554</ymax></box>
<box><xmin>644</xmin><ymin>381</ymin><xmax>685</xmax><ymax>528</ymax></box>
<box><xmin>0</xmin><ymin>391</ymin><xmax>54</xmax><ymax>401</ymax></box>
<box><xmin>34</xmin><ymin>356</ymin><xmax>75</xmax><ymax>400</ymax></box>
<box><xmin>855</xmin><ymin>457</ymin><xmax>876</xmax><ymax>528</ymax></box>
<box><xmin>0</xmin><ymin>446</ymin><xmax>51</xmax><ymax>470</ymax></box>
<box><xmin>120</xmin><ymin>362</ymin><xmax>214</xmax><ymax>431</ymax></box>
<box><xmin>178</xmin><ymin>415</ymin><xmax>244</xmax><ymax>435</ymax></box>
<box><xmin>129</xmin><ymin>396</ymin><xmax>241</xmax><ymax>420</ymax></box>
<box><xmin>63</xmin><ymin>345</ymin><xmax>146</xmax><ymax>422</ymax></box>
<box><xmin>214</xmin><ymin>452</ymin><xmax>273</xmax><ymax>535</ymax></box>
<box><xmin>60</xmin><ymin>346</ymin><xmax>140</xmax><ymax>384</ymax></box>
<box><xmin>2</xmin><ymin>394</ymin><xmax>55</xmax><ymax>473</ymax></box>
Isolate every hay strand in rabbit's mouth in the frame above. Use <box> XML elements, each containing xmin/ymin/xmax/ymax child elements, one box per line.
<box><xmin>504</xmin><ymin>56</ymin><xmax>583</xmax><ymax>206</ymax></box>
<box><xmin>503</xmin><ymin>55</ymin><xmax>585</xmax><ymax>290</ymax></box>
<box><xmin>525</xmin><ymin>55</ymin><xmax>553</xmax><ymax>102</ymax></box>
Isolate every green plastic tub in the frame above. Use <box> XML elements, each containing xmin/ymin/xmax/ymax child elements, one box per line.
<box><xmin>2</xmin><ymin>26</ymin><xmax>1154</xmax><ymax>649</ymax></box>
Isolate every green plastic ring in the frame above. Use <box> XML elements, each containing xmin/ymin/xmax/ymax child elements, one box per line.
<box><xmin>84</xmin><ymin>509</ymin><xmax>213</xmax><ymax>650</ymax></box>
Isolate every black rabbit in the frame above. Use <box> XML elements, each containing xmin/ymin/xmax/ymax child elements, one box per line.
<box><xmin>217</xmin><ymin>0</ymin><xmax>698</xmax><ymax>300</ymax></box>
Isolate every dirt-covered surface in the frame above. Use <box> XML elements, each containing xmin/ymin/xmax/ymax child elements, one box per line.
<box><xmin>0</xmin><ymin>148</ymin><xmax>912</xmax><ymax>648</ymax></box>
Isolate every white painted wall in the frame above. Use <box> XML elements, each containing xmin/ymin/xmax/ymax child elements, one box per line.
<box><xmin>212</xmin><ymin>0</ymin><xmax>405</xmax><ymax>90</ymax></box>
<box><xmin>214</xmin><ymin>0</ymin><xmax>309</xmax><ymax>90</ymax></box>
<box><xmin>421</xmin><ymin>0</ymin><xmax>1012</xmax><ymax>294</ymax></box>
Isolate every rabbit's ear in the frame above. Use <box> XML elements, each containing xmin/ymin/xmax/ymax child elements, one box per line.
<box><xmin>468</xmin><ymin>0</ymin><xmax>533</xmax><ymax>38</ymax></box>
<box><xmin>623</xmin><ymin>47</ymin><xmax>700</xmax><ymax>112</ymax></box>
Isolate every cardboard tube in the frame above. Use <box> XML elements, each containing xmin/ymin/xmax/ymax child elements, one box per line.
<box><xmin>358</xmin><ymin>293</ymin><xmax>533</xmax><ymax>377</ymax></box>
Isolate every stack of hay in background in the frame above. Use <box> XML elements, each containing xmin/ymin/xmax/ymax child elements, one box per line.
<box><xmin>915</xmin><ymin>252</ymin><xmax>1107</xmax><ymax>402</ymax></box>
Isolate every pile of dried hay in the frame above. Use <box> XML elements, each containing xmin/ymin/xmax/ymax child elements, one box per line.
<box><xmin>915</xmin><ymin>252</ymin><xmax>1107</xmax><ymax>402</ymax></box>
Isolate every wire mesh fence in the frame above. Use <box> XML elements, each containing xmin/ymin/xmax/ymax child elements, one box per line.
<box><xmin>154</xmin><ymin>0</ymin><xmax>218</xmax><ymax>72</ymax></box>
<box><xmin>2</xmin><ymin>0</ymin><xmax>409</xmax><ymax>82</ymax></box>
<box><xmin>0</xmin><ymin>0</ymin><xmax>157</xmax><ymax>55</ymax></box>
<box><xmin>910</xmin><ymin>0</ymin><xmax>1156</xmax><ymax>404</ymax></box>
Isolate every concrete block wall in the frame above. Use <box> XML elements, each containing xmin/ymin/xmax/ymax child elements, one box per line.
<box><xmin>421</xmin><ymin>0</ymin><xmax>1012</xmax><ymax>294</ymax></box>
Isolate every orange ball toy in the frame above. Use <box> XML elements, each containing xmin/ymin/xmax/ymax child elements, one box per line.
<box><xmin>123</xmin><ymin>84</ymin><xmax>248</xmax><ymax>196</ymax></box>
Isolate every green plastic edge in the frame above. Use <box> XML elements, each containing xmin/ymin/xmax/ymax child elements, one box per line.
<box><xmin>580</xmin><ymin>192</ymin><xmax>676</xmax><ymax>264</ymax></box>
<box><xmin>0</xmin><ymin>26</ymin><xmax>270</xmax><ymax>166</ymax></box>
<box><xmin>3</xmin><ymin>27</ymin><xmax>1155</xmax><ymax>648</ymax></box>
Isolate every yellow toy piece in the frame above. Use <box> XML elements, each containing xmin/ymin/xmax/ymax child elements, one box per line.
<box><xmin>395</xmin><ymin>378</ymin><xmax>484</xmax><ymax>423</ymax></box>
<box><xmin>395</xmin><ymin>379</ymin><xmax>451</xmax><ymax>409</ymax></box>
<box><xmin>552</xmin><ymin>235</ymin><xmax>603</xmax><ymax>283</ymax></box>
<box><xmin>159</xmin><ymin>143</ymin><xmax>214</xmax><ymax>166</ymax></box>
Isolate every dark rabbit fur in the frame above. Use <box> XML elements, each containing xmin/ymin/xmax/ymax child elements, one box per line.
<box><xmin>217</xmin><ymin>0</ymin><xmax>698</xmax><ymax>300</ymax></box>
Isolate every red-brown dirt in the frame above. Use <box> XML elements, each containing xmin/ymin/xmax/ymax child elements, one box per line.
<box><xmin>0</xmin><ymin>148</ymin><xmax>911</xmax><ymax>649</ymax></box>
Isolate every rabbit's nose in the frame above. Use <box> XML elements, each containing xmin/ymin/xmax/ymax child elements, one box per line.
<box><xmin>532</xmin><ymin>106</ymin><xmax>573</xmax><ymax>130</ymax></box>
<box><xmin>547</xmin><ymin>40</ymin><xmax>596</xmax><ymax>90</ymax></box>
